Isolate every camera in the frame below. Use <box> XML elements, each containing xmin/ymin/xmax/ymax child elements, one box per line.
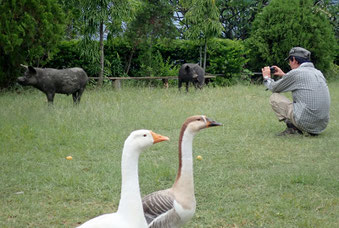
<box><xmin>270</xmin><ymin>66</ymin><xmax>275</xmax><ymax>74</ymax></box>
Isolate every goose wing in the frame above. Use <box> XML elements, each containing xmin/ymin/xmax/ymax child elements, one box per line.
<box><xmin>148</xmin><ymin>208</ymin><xmax>181</xmax><ymax>228</ymax></box>
<box><xmin>142</xmin><ymin>189</ymin><xmax>176</xmax><ymax>224</ymax></box>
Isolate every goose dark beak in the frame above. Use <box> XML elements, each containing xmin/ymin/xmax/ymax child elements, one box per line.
<box><xmin>206</xmin><ymin>118</ymin><xmax>222</xmax><ymax>127</ymax></box>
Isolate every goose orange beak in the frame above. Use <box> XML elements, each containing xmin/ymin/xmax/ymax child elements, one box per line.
<box><xmin>150</xmin><ymin>131</ymin><xmax>170</xmax><ymax>144</ymax></box>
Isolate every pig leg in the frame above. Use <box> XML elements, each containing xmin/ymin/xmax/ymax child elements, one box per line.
<box><xmin>72</xmin><ymin>92</ymin><xmax>78</xmax><ymax>104</ymax></box>
<box><xmin>72</xmin><ymin>88</ymin><xmax>84</xmax><ymax>104</ymax></box>
<box><xmin>193</xmin><ymin>81</ymin><xmax>198</xmax><ymax>90</ymax></box>
<box><xmin>46</xmin><ymin>93</ymin><xmax>55</xmax><ymax>105</ymax></box>
<box><xmin>185</xmin><ymin>81</ymin><xmax>189</xmax><ymax>92</ymax></box>
<box><xmin>178</xmin><ymin>80</ymin><xmax>183</xmax><ymax>92</ymax></box>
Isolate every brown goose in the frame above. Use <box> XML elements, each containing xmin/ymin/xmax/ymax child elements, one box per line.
<box><xmin>142</xmin><ymin>115</ymin><xmax>222</xmax><ymax>228</ymax></box>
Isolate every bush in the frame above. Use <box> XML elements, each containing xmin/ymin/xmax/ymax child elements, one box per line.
<box><xmin>0</xmin><ymin>0</ymin><xmax>65</xmax><ymax>88</ymax></box>
<box><xmin>45</xmin><ymin>38</ymin><xmax>249</xmax><ymax>87</ymax></box>
<box><xmin>46</xmin><ymin>40</ymin><xmax>100</xmax><ymax>77</ymax></box>
<box><xmin>154</xmin><ymin>39</ymin><xmax>201</xmax><ymax>66</ymax></box>
<box><xmin>245</xmin><ymin>0</ymin><xmax>337</xmax><ymax>77</ymax></box>
<box><xmin>207</xmin><ymin>38</ymin><xmax>249</xmax><ymax>85</ymax></box>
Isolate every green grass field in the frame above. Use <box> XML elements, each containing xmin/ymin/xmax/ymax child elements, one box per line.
<box><xmin>1</xmin><ymin>82</ymin><xmax>338</xmax><ymax>227</ymax></box>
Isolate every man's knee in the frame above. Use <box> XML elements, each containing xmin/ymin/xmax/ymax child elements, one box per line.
<box><xmin>269</xmin><ymin>93</ymin><xmax>280</xmax><ymax>106</ymax></box>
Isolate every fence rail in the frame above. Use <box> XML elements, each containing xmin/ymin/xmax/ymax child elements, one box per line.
<box><xmin>88</xmin><ymin>75</ymin><xmax>217</xmax><ymax>89</ymax></box>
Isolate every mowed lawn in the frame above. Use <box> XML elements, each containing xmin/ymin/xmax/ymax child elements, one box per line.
<box><xmin>1</xmin><ymin>81</ymin><xmax>338</xmax><ymax>227</ymax></box>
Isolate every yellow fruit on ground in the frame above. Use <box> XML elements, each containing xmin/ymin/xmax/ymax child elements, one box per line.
<box><xmin>196</xmin><ymin>155</ymin><xmax>202</xmax><ymax>160</ymax></box>
<box><xmin>66</xmin><ymin>156</ymin><xmax>73</xmax><ymax>160</ymax></box>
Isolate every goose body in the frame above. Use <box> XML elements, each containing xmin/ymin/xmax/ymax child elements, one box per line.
<box><xmin>78</xmin><ymin>130</ymin><xmax>169</xmax><ymax>228</ymax></box>
<box><xmin>142</xmin><ymin>116</ymin><xmax>222</xmax><ymax>227</ymax></box>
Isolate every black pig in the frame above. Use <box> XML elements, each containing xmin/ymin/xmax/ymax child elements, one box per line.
<box><xmin>17</xmin><ymin>65</ymin><xmax>88</xmax><ymax>104</ymax></box>
<box><xmin>178</xmin><ymin>63</ymin><xmax>205</xmax><ymax>92</ymax></box>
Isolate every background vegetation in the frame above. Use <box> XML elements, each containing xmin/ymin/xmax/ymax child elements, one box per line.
<box><xmin>1</xmin><ymin>82</ymin><xmax>338</xmax><ymax>227</ymax></box>
<box><xmin>1</xmin><ymin>0</ymin><xmax>338</xmax><ymax>88</ymax></box>
<box><xmin>1</xmin><ymin>1</ymin><xmax>338</xmax><ymax>227</ymax></box>
<box><xmin>246</xmin><ymin>0</ymin><xmax>337</xmax><ymax>77</ymax></box>
<box><xmin>0</xmin><ymin>0</ymin><xmax>65</xmax><ymax>87</ymax></box>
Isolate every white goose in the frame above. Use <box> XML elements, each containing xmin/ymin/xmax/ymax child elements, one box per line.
<box><xmin>142</xmin><ymin>115</ymin><xmax>222</xmax><ymax>228</ymax></box>
<box><xmin>78</xmin><ymin>129</ymin><xmax>169</xmax><ymax>228</ymax></box>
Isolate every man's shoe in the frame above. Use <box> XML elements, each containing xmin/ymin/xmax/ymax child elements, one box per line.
<box><xmin>276</xmin><ymin>127</ymin><xmax>303</xmax><ymax>136</ymax></box>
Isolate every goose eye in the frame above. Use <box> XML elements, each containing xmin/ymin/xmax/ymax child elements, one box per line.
<box><xmin>143</xmin><ymin>134</ymin><xmax>147</xmax><ymax>137</ymax></box>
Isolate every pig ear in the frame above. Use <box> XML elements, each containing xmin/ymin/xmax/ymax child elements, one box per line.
<box><xmin>28</xmin><ymin>66</ymin><xmax>37</xmax><ymax>74</ymax></box>
<box><xmin>185</xmin><ymin>65</ymin><xmax>190</xmax><ymax>72</ymax></box>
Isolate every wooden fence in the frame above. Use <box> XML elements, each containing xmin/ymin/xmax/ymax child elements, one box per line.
<box><xmin>88</xmin><ymin>75</ymin><xmax>217</xmax><ymax>89</ymax></box>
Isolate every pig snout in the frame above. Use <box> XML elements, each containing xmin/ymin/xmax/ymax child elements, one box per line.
<box><xmin>17</xmin><ymin>77</ymin><xmax>27</xmax><ymax>85</ymax></box>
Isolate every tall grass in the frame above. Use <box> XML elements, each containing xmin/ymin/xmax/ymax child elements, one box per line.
<box><xmin>1</xmin><ymin>82</ymin><xmax>338</xmax><ymax>227</ymax></box>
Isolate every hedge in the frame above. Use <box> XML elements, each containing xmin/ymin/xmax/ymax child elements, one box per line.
<box><xmin>45</xmin><ymin>38</ymin><xmax>249</xmax><ymax>86</ymax></box>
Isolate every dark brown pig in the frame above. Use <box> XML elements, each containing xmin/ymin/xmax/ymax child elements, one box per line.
<box><xmin>17</xmin><ymin>65</ymin><xmax>88</xmax><ymax>105</ymax></box>
<box><xmin>178</xmin><ymin>63</ymin><xmax>205</xmax><ymax>92</ymax></box>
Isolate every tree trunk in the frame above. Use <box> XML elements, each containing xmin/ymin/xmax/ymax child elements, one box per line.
<box><xmin>199</xmin><ymin>45</ymin><xmax>202</xmax><ymax>66</ymax></box>
<box><xmin>126</xmin><ymin>40</ymin><xmax>140</xmax><ymax>75</ymax></box>
<box><xmin>203</xmin><ymin>39</ymin><xmax>207</xmax><ymax>71</ymax></box>
<box><xmin>125</xmin><ymin>48</ymin><xmax>134</xmax><ymax>75</ymax></box>
<box><xmin>98</xmin><ymin>21</ymin><xmax>104</xmax><ymax>87</ymax></box>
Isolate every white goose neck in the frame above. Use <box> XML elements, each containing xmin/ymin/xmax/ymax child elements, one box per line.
<box><xmin>117</xmin><ymin>143</ymin><xmax>144</xmax><ymax>220</ymax></box>
<box><xmin>181</xmin><ymin>130</ymin><xmax>195</xmax><ymax>160</ymax></box>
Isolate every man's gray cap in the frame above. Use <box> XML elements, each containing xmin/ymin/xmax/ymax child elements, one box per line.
<box><xmin>285</xmin><ymin>47</ymin><xmax>311</xmax><ymax>61</ymax></box>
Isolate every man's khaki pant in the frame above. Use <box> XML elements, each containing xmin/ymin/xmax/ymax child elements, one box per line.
<box><xmin>269</xmin><ymin>93</ymin><xmax>297</xmax><ymax>126</ymax></box>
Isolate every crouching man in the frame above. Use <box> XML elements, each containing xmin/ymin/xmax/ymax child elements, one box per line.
<box><xmin>262</xmin><ymin>47</ymin><xmax>330</xmax><ymax>136</ymax></box>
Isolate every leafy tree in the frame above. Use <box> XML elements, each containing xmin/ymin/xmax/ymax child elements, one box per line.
<box><xmin>0</xmin><ymin>0</ymin><xmax>65</xmax><ymax>88</ymax></box>
<box><xmin>314</xmin><ymin>0</ymin><xmax>339</xmax><ymax>65</ymax></box>
<box><xmin>124</xmin><ymin>0</ymin><xmax>177</xmax><ymax>76</ymax></box>
<box><xmin>58</xmin><ymin>0</ymin><xmax>82</xmax><ymax>40</ymax></box>
<box><xmin>314</xmin><ymin>0</ymin><xmax>339</xmax><ymax>40</ymax></box>
<box><xmin>74</xmin><ymin>0</ymin><xmax>134</xmax><ymax>86</ymax></box>
<box><xmin>218</xmin><ymin>0</ymin><xmax>269</xmax><ymax>40</ymax></box>
<box><xmin>246</xmin><ymin>0</ymin><xmax>337</xmax><ymax>75</ymax></box>
<box><xmin>184</xmin><ymin>0</ymin><xmax>223</xmax><ymax>70</ymax></box>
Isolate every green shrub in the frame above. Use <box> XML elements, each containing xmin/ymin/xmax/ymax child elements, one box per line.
<box><xmin>207</xmin><ymin>38</ymin><xmax>249</xmax><ymax>86</ymax></box>
<box><xmin>46</xmin><ymin>40</ymin><xmax>99</xmax><ymax>77</ymax></box>
<box><xmin>326</xmin><ymin>63</ymin><xmax>339</xmax><ymax>82</ymax></box>
<box><xmin>107</xmin><ymin>52</ymin><xmax>126</xmax><ymax>77</ymax></box>
<box><xmin>45</xmin><ymin>38</ymin><xmax>249</xmax><ymax>87</ymax></box>
<box><xmin>246</xmin><ymin>0</ymin><xmax>337</xmax><ymax>77</ymax></box>
<box><xmin>154</xmin><ymin>39</ymin><xmax>201</xmax><ymax>65</ymax></box>
<box><xmin>0</xmin><ymin>0</ymin><xmax>65</xmax><ymax>88</ymax></box>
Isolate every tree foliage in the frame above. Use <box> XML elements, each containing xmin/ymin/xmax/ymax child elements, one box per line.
<box><xmin>218</xmin><ymin>0</ymin><xmax>269</xmax><ymax>40</ymax></box>
<box><xmin>73</xmin><ymin>0</ymin><xmax>134</xmax><ymax>86</ymax></box>
<box><xmin>123</xmin><ymin>0</ymin><xmax>177</xmax><ymax>75</ymax></box>
<box><xmin>184</xmin><ymin>0</ymin><xmax>223</xmax><ymax>40</ymax></box>
<box><xmin>246</xmin><ymin>0</ymin><xmax>337</xmax><ymax>75</ymax></box>
<box><xmin>183</xmin><ymin>0</ymin><xmax>223</xmax><ymax>70</ymax></box>
<box><xmin>0</xmin><ymin>0</ymin><xmax>337</xmax><ymax>88</ymax></box>
<box><xmin>0</xmin><ymin>0</ymin><xmax>65</xmax><ymax>88</ymax></box>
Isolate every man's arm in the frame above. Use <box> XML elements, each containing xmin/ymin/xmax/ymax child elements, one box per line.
<box><xmin>261</xmin><ymin>66</ymin><xmax>295</xmax><ymax>92</ymax></box>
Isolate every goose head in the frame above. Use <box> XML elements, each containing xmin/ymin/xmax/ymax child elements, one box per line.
<box><xmin>124</xmin><ymin>129</ymin><xmax>170</xmax><ymax>152</ymax></box>
<box><xmin>184</xmin><ymin>115</ymin><xmax>222</xmax><ymax>134</ymax></box>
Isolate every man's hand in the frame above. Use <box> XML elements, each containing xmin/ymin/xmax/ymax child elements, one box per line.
<box><xmin>262</xmin><ymin>66</ymin><xmax>285</xmax><ymax>79</ymax></box>
<box><xmin>261</xmin><ymin>66</ymin><xmax>271</xmax><ymax>79</ymax></box>
<box><xmin>271</xmin><ymin>65</ymin><xmax>285</xmax><ymax>77</ymax></box>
